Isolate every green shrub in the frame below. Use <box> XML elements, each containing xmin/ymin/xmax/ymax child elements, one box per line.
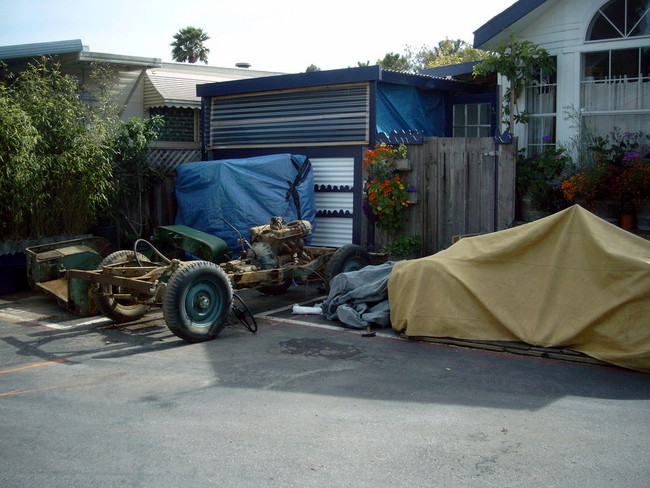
<box><xmin>0</xmin><ymin>58</ymin><xmax>115</xmax><ymax>239</ymax></box>
<box><xmin>380</xmin><ymin>235</ymin><xmax>421</xmax><ymax>258</ymax></box>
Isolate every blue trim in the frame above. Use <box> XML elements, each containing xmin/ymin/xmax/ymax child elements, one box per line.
<box><xmin>473</xmin><ymin>0</ymin><xmax>549</xmax><ymax>47</ymax></box>
<box><xmin>315</xmin><ymin>185</ymin><xmax>353</xmax><ymax>192</ymax></box>
<box><xmin>316</xmin><ymin>210</ymin><xmax>353</xmax><ymax>218</ymax></box>
<box><xmin>420</xmin><ymin>61</ymin><xmax>480</xmax><ymax>78</ymax></box>
<box><xmin>205</xmin><ymin>146</ymin><xmax>361</xmax><ymax>161</ymax></box>
<box><xmin>376</xmin><ymin>130</ymin><xmax>424</xmax><ymax>144</ymax></box>
<box><xmin>369</xmin><ymin>81</ymin><xmax>378</xmax><ymax>146</ymax></box>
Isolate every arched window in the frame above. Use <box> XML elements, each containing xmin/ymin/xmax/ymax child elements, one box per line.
<box><xmin>581</xmin><ymin>1</ymin><xmax>650</xmax><ymax>135</ymax></box>
<box><xmin>587</xmin><ymin>0</ymin><xmax>650</xmax><ymax>40</ymax></box>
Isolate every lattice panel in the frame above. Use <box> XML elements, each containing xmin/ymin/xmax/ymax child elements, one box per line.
<box><xmin>149</xmin><ymin>149</ymin><xmax>201</xmax><ymax>174</ymax></box>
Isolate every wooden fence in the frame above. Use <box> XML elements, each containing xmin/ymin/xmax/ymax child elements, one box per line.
<box><xmin>373</xmin><ymin>137</ymin><xmax>518</xmax><ymax>256</ymax></box>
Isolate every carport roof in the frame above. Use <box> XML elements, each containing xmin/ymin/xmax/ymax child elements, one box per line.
<box><xmin>0</xmin><ymin>39</ymin><xmax>162</xmax><ymax>67</ymax></box>
<box><xmin>0</xmin><ymin>39</ymin><xmax>84</xmax><ymax>59</ymax></box>
<box><xmin>196</xmin><ymin>65</ymin><xmax>482</xmax><ymax>98</ymax></box>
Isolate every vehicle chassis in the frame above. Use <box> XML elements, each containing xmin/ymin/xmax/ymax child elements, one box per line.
<box><xmin>27</xmin><ymin>221</ymin><xmax>372</xmax><ymax>342</ymax></box>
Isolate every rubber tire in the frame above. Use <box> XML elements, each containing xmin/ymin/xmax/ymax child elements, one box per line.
<box><xmin>325</xmin><ymin>244</ymin><xmax>372</xmax><ymax>284</ymax></box>
<box><xmin>258</xmin><ymin>280</ymin><xmax>292</xmax><ymax>296</ymax></box>
<box><xmin>95</xmin><ymin>250</ymin><xmax>151</xmax><ymax>323</ymax></box>
<box><xmin>232</xmin><ymin>293</ymin><xmax>257</xmax><ymax>333</ymax></box>
<box><xmin>162</xmin><ymin>261</ymin><xmax>233</xmax><ymax>343</ymax></box>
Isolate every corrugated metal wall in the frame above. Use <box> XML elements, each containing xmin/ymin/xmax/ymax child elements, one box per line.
<box><xmin>310</xmin><ymin>157</ymin><xmax>355</xmax><ymax>247</ymax></box>
<box><xmin>207</xmin><ymin>83</ymin><xmax>370</xmax><ymax>148</ymax></box>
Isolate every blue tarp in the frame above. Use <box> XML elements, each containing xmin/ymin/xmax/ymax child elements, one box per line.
<box><xmin>376</xmin><ymin>83</ymin><xmax>445</xmax><ymax>137</ymax></box>
<box><xmin>175</xmin><ymin>154</ymin><xmax>315</xmax><ymax>257</ymax></box>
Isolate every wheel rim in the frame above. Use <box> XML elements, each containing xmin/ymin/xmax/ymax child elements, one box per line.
<box><xmin>342</xmin><ymin>258</ymin><xmax>363</xmax><ymax>273</ymax></box>
<box><xmin>183</xmin><ymin>278</ymin><xmax>226</xmax><ymax>327</ymax></box>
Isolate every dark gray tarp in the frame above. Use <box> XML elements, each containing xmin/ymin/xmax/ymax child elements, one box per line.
<box><xmin>323</xmin><ymin>262</ymin><xmax>395</xmax><ymax>329</ymax></box>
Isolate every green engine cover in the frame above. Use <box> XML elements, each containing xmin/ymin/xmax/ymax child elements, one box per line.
<box><xmin>152</xmin><ymin>225</ymin><xmax>231</xmax><ymax>264</ymax></box>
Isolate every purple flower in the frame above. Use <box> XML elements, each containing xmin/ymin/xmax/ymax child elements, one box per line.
<box><xmin>623</xmin><ymin>151</ymin><xmax>641</xmax><ymax>162</ymax></box>
<box><xmin>542</xmin><ymin>135</ymin><xmax>551</xmax><ymax>143</ymax></box>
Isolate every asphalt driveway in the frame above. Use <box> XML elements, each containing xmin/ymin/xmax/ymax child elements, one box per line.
<box><xmin>1</xmin><ymin>286</ymin><xmax>648</xmax><ymax>488</ymax></box>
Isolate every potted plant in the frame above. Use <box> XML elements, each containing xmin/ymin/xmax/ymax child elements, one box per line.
<box><xmin>517</xmin><ymin>144</ymin><xmax>571</xmax><ymax>221</ymax></box>
<box><xmin>380</xmin><ymin>235</ymin><xmax>421</xmax><ymax>260</ymax></box>
<box><xmin>393</xmin><ymin>143</ymin><xmax>410</xmax><ymax>171</ymax></box>
<box><xmin>561</xmin><ymin>128</ymin><xmax>650</xmax><ymax>228</ymax></box>
<box><xmin>363</xmin><ymin>144</ymin><xmax>410</xmax><ymax>233</ymax></box>
<box><xmin>406</xmin><ymin>184</ymin><xmax>418</xmax><ymax>204</ymax></box>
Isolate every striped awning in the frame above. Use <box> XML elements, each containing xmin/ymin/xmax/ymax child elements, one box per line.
<box><xmin>144</xmin><ymin>69</ymin><xmax>212</xmax><ymax>109</ymax></box>
<box><xmin>144</xmin><ymin>66</ymin><xmax>283</xmax><ymax>110</ymax></box>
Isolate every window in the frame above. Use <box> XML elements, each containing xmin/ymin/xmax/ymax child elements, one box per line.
<box><xmin>586</xmin><ymin>0</ymin><xmax>650</xmax><ymax>41</ymax></box>
<box><xmin>452</xmin><ymin>103</ymin><xmax>491</xmax><ymax>137</ymax></box>
<box><xmin>582</xmin><ymin>1</ymin><xmax>650</xmax><ymax>135</ymax></box>
<box><xmin>526</xmin><ymin>60</ymin><xmax>557</xmax><ymax>155</ymax></box>
<box><xmin>149</xmin><ymin>107</ymin><xmax>197</xmax><ymax>142</ymax></box>
<box><xmin>582</xmin><ymin>47</ymin><xmax>650</xmax><ymax>133</ymax></box>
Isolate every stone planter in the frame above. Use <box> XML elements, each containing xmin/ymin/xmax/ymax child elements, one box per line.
<box><xmin>520</xmin><ymin>195</ymin><xmax>552</xmax><ymax>222</ymax></box>
<box><xmin>637</xmin><ymin>200</ymin><xmax>650</xmax><ymax>231</ymax></box>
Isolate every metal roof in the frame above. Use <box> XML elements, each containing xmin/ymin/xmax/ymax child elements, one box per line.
<box><xmin>0</xmin><ymin>39</ymin><xmax>161</xmax><ymax>67</ymax></box>
<box><xmin>473</xmin><ymin>0</ymin><xmax>550</xmax><ymax>48</ymax></box>
<box><xmin>420</xmin><ymin>61</ymin><xmax>481</xmax><ymax>78</ymax></box>
<box><xmin>197</xmin><ymin>65</ymin><xmax>480</xmax><ymax>99</ymax></box>
<box><xmin>0</xmin><ymin>39</ymin><xmax>84</xmax><ymax>60</ymax></box>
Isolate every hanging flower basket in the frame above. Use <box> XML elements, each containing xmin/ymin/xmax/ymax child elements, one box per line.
<box><xmin>363</xmin><ymin>144</ymin><xmax>410</xmax><ymax>233</ymax></box>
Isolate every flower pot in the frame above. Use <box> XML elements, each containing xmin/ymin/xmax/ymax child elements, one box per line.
<box><xmin>520</xmin><ymin>195</ymin><xmax>551</xmax><ymax>222</ymax></box>
<box><xmin>620</xmin><ymin>213</ymin><xmax>635</xmax><ymax>230</ymax></box>
<box><xmin>407</xmin><ymin>192</ymin><xmax>418</xmax><ymax>205</ymax></box>
<box><xmin>394</xmin><ymin>158</ymin><xmax>411</xmax><ymax>171</ymax></box>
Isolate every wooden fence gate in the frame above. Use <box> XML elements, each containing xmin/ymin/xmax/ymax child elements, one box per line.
<box><xmin>373</xmin><ymin>137</ymin><xmax>518</xmax><ymax>256</ymax></box>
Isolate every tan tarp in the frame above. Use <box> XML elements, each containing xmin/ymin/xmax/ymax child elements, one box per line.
<box><xmin>389</xmin><ymin>205</ymin><xmax>650</xmax><ymax>372</ymax></box>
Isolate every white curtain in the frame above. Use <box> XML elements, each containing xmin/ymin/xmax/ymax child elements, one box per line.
<box><xmin>582</xmin><ymin>78</ymin><xmax>650</xmax><ymax>111</ymax></box>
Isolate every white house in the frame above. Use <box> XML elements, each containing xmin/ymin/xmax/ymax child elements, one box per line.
<box><xmin>474</xmin><ymin>0</ymin><xmax>649</xmax><ymax>153</ymax></box>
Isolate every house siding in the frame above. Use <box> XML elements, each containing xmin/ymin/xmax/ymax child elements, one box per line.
<box><xmin>478</xmin><ymin>0</ymin><xmax>650</xmax><ymax>147</ymax></box>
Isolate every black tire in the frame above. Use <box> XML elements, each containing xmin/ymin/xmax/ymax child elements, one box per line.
<box><xmin>162</xmin><ymin>261</ymin><xmax>233</xmax><ymax>343</ymax></box>
<box><xmin>232</xmin><ymin>293</ymin><xmax>257</xmax><ymax>333</ymax></box>
<box><xmin>257</xmin><ymin>280</ymin><xmax>292</xmax><ymax>296</ymax></box>
<box><xmin>95</xmin><ymin>250</ymin><xmax>151</xmax><ymax>323</ymax></box>
<box><xmin>325</xmin><ymin>244</ymin><xmax>372</xmax><ymax>283</ymax></box>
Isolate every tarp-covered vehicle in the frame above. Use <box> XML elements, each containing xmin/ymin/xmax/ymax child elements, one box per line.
<box><xmin>388</xmin><ymin>205</ymin><xmax>650</xmax><ymax>372</ymax></box>
<box><xmin>174</xmin><ymin>153</ymin><xmax>316</xmax><ymax>256</ymax></box>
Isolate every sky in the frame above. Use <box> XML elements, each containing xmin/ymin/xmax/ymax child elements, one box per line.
<box><xmin>1</xmin><ymin>0</ymin><xmax>518</xmax><ymax>73</ymax></box>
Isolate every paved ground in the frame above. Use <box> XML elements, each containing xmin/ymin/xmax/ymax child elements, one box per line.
<box><xmin>1</xmin><ymin>286</ymin><xmax>649</xmax><ymax>488</ymax></box>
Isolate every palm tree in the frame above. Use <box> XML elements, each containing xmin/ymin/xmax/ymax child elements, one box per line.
<box><xmin>170</xmin><ymin>27</ymin><xmax>210</xmax><ymax>64</ymax></box>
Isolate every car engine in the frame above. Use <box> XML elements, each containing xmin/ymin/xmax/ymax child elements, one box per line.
<box><xmin>220</xmin><ymin>217</ymin><xmax>313</xmax><ymax>273</ymax></box>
